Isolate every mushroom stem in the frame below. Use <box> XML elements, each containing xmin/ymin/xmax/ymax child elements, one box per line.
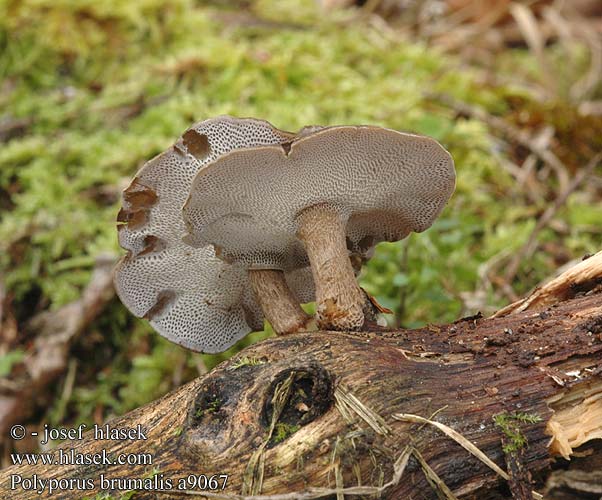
<box><xmin>248</xmin><ymin>269</ymin><xmax>313</xmax><ymax>335</ymax></box>
<box><xmin>296</xmin><ymin>204</ymin><xmax>365</xmax><ymax>331</ymax></box>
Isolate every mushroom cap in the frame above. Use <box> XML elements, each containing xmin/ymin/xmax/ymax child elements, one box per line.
<box><xmin>114</xmin><ymin>116</ymin><xmax>314</xmax><ymax>353</ymax></box>
<box><xmin>114</xmin><ymin>247</ymin><xmax>261</xmax><ymax>352</ymax></box>
<box><xmin>183</xmin><ymin>126</ymin><xmax>456</xmax><ymax>270</ymax></box>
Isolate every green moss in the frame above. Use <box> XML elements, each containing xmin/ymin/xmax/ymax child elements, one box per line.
<box><xmin>493</xmin><ymin>411</ymin><xmax>543</xmax><ymax>454</ymax></box>
<box><xmin>228</xmin><ymin>356</ymin><xmax>267</xmax><ymax>370</ymax></box>
<box><xmin>271</xmin><ymin>422</ymin><xmax>300</xmax><ymax>444</ymax></box>
<box><xmin>0</xmin><ymin>349</ymin><xmax>25</xmax><ymax>377</ymax></box>
<box><xmin>195</xmin><ymin>395</ymin><xmax>223</xmax><ymax>418</ymax></box>
<box><xmin>1</xmin><ymin>0</ymin><xmax>597</xmax><ymax>431</ymax></box>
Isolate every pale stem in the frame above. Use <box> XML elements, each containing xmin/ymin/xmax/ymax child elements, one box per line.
<box><xmin>296</xmin><ymin>204</ymin><xmax>365</xmax><ymax>331</ymax></box>
<box><xmin>248</xmin><ymin>269</ymin><xmax>312</xmax><ymax>335</ymax></box>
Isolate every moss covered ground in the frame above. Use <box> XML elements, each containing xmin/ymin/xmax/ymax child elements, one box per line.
<box><xmin>1</xmin><ymin>0</ymin><xmax>600</xmax><ymax>437</ymax></box>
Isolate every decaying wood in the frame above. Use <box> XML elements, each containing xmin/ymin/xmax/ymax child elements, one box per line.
<box><xmin>545</xmin><ymin>468</ymin><xmax>602</xmax><ymax>499</ymax></box>
<box><xmin>493</xmin><ymin>250</ymin><xmax>602</xmax><ymax>317</ymax></box>
<box><xmin>2</xmin><ymin>253</ymin><xmax>602</xmax><ymax>499</ymax></box>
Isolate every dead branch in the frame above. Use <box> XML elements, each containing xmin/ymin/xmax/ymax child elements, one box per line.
<box><xmin>503</xmin><ymin>153</ymin><xmax>601</xmax><ymax>284</ymax></box>
<box><xmin>493</xmin><ymin>249</ymin><xmax>602</xmax><ymax>317</ymax></box>
<box><xmin>0</xmin><ymin>255</ymin><xmax>116</xmax><ymax>441</ymax></box>
<box><xmin>2</xmin><ymin>251</ymin><xmax>602</xmax><ymax>499</ymax></box>
<box><xmin>428</xmin><ymin>93</ymin><xmax>571</xmax><ymax>192</ymax></box>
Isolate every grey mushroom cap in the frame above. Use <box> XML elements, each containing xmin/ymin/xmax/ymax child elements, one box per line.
<box><xmin>182</xmin><ymin>126</ymin><xmax>456</xmax><ymax>271</ymax></box>
<box><xmin>114</xmin><ymin>116</ymin><xmax>314</xmax><ymax>353</ymax></box>
<box><xmin>114</xmin><ymin>247</ymin><xmax>262</xmax><ymax>353</ymax></box>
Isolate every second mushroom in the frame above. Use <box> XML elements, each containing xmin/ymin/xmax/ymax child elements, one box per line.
<box><xmin>114</xmin><ymin>116</ymin><xmax>316</xmax><ymax>352</ymax></box>
<box><xmin>183</xmin><ymin>125</ymin><xmax>456</xmax><ymax>331</ymax></box>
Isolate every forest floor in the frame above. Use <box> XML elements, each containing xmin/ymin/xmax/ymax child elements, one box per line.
<box><xmin>1</xmin><ymin>0</ymin><xmax>601</xmax><ymax>486</ymax></box>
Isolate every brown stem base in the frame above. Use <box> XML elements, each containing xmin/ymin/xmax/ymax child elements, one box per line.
<box><xmin>296</xmin><ymin>204</ymin><xmax>364</xmax><ymax>331</ymax></box>
<box><xmin>248</xmin><ymin>269</ymin><xmax>312</xmax><ymax>335</ymax></box>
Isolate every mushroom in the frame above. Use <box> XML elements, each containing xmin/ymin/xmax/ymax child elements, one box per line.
<box><xmin>114</xmin><ymin>116</ymin><xmax>314</xmax><ymax>353</ymax></box>
<box><xmin>183</xmin><ymin>126</ymin><xmax>455</xmax><ymax>331</ymax></box>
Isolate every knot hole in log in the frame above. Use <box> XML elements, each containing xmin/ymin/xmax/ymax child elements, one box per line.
<box><xmin>179</xmin><ymin>361</ymin><xmax>334</xmax><ymax>462</ymax></box>
<box><xmin>262</xmin><ymin>365</ymin><xmax>334</xmax><ymax>449</ymax></box>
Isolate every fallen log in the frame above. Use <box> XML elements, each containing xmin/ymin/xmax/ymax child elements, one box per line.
<box><xmin>2</xmin><ymin>252</ymin><xmax>602</xmax><ymax>499</ymax></box>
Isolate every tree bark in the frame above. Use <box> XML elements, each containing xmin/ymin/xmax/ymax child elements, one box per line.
<box><xmin>2</xmin><ymin>253</ymin><xmax>602</xmax><ymax>499</ymax></box>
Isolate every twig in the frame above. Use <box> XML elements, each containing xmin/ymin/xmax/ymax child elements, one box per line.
<box><xmin>0</xmin><ymin>271</ymin><xmax>5</xmax><ymax>328</ymax></box>
<box><xmin>0</xmin><ymin>116</ymin><xmax>32</xmax><ymax>143</ymax></box>
<box><xmin>49</xmin><ymin>358</ymin><xmax>78</xmax><ymax>426</ymax></box>
<box><xmin>503</xmin><ymin>154</ymin><xmax>601</xmax><ymax>285</ymax></box>
<box><xmin>428</xmin><ymin>93</ymin><xmax>571</xmax><ymax>192</ymax></box>
<box><xmin>492</xmin><ymin>249</ymin><xmax>602</xmax><ymax>317</ymax></box>
<box><xmin>0</xmin><ymin>255</ymin><xmax>116</xmax><ymax>440</ymax></box>
<box><xmin>516</xmin><ymin>126</ymin><xmax>554</xmax><ymax>199</ymax></box>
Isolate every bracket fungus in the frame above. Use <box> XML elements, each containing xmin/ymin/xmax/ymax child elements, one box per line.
<box><xmin>114</xmin><ymin>116</ymin><xmax>314</xmax><ymax>353</ymax></box>
<box><xmin>183</xmin><ymin>126</ymin><xmax>455</xmax><ymax>331</ymax></box>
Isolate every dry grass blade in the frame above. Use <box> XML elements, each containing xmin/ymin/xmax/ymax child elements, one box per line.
<box><xmin>393</xmin><ymin>413</ymin><xmax>510</xmax><ymax>480</ymax></box>
<box><xmin>171</xmin><ymin>446</ymin><xmax>413</xmax><ymax>499</ymax></box>
<box><xmin>334</xmin><ymin>385</ymin><xmax>392</xmax><ymax>436</ymax></box>
<box><xmin>509</xmin><ymin>3</ymin><xmax>556</xmax><ymax>95</ymax></box>
<box><xmin>579</xmin><ymin>100</ymin><xmax>602</xmax><ymax>116</ymax></box>
<box><xmin>568</xmin><ymin>20</ymin><xmax>602</xmax><ymax>101</ymax></box>
<box><xmin>242</xmin><ymin>372</ymin><xmax>297</xmax><ymax>495</ymax></box>
<box><xmin>242</xmin><ymin>430</ymin><xmax>268</xmax><ymax>494</ymax></box>
<box><xmin>393</xmin><ymin>413</ymin><xmax>544</xmax><ymax>499</ymax></box>
<box><xmin>541</xmin><ymin>6</ymin><xmax>572</xmax><ymax>41</ymax></box>
<box><xmin>390</xmin><ymin>444</ymin><xmax>412</xmax><ymax>484</ymax></box>
<box><xmin>334</xmin><ymin>459</ymin><xmax>344</xmax><ymax>500</ymax></box>
<box><xmin>541</xmin><ymin>4</ymin><xmax>602</xmax><ymax>102</ymax></box>
<box><xmin>412</xmin><ymin>447</ymin><xmax>458</xmax><ymax>500</ymax></box>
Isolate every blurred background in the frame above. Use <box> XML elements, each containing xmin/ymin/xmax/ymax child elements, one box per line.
<box><xmin>1</xmin><ymin>0</ymin><xmax>601</xmax><ymax>461</ymax></box>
